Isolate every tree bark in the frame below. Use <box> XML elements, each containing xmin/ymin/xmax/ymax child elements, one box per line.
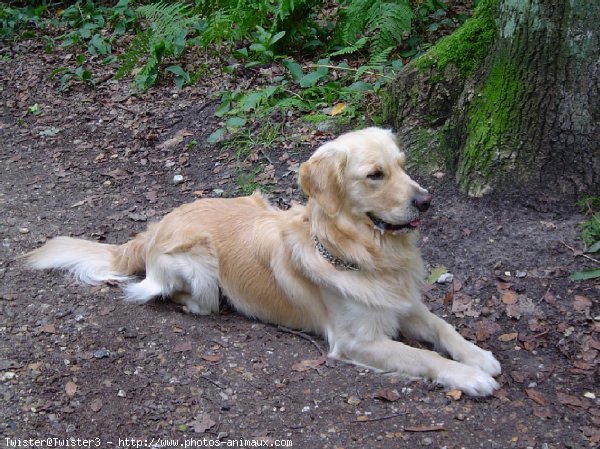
<box><xmin>385</xmin><ymin>0</ymin><xmax>599</xmax><ymax>196</ymax></box>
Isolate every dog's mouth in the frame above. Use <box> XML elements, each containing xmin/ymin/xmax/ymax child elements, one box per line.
<box><xmin>367</xmin><ymin>212</ymin><xmax>420</xmax><ymax>235</ymax></box>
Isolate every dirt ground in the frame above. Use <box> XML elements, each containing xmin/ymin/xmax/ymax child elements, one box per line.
<box><xmin>1</xmin><ymin>41</ymin><xmax>599</xmax><ymax>449</ymax></box>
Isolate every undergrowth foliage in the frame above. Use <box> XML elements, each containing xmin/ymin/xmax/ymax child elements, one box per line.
<box><xmin>2</xmin><ymin>0</ymin><xmax>464</xmax><ymax>136</ymax></box>
<box><xmin>571</xmin><ymin>197</ymin><xmax>600</xmax><ymax>281</ymax></box>
<box><xmin>337</xmin><ymin>0</ymin><xmax>414</xmax><ymax>55</ymax></box>
<box><xmin>115</xmin><ymin>1</ymin><xmax>201</xmax><ymax>90</ymax></box>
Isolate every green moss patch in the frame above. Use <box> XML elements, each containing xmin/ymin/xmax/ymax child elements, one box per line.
<box><xmin>458</xmin><ymin>59</ymin><xmax>524</xmax><ymax>194</ymax></box>
<box><xmin>414</xmin><ymin>0</ymin><xmax>499</xmax><ymax>77</ymax></box>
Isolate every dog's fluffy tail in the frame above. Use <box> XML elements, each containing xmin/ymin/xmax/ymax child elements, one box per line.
<box><xmin>24</xmin><ymin>234</ymin><xmax>147</xmax><ymax>285</ymax></box>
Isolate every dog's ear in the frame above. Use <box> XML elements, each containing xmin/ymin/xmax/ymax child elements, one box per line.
<box><xmin>299</xmin><ymin>143</ymin><xmax>347</xmax><ymax>217</ymax></box>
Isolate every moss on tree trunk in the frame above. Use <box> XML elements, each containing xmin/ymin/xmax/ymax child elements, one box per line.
<box><xmin>385</xmin><ymin>0</ymin><xmax>599</xmax><ymax>196</ymax></box>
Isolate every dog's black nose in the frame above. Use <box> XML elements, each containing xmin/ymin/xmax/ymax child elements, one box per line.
<box><xmin>412</xmin><ymin>192</ymin><xmax>432</xmax><ymax>212</ymax></box>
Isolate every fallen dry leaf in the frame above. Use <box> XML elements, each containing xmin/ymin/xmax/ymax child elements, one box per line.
<box><xmin>145</xmin><ymin>190</ymin><xmax>158</xmax><ymax>203</ymax></box>
<box><xmin>532</xmin><ymin>405</ymin><xmax>552</xmax><ymax>419</ymax></box>
<box><xmin>542</xmin><ymin>290</ymin><xmax>556</xmax><ymax>304</ymax></box>
<box><xmin>582</xmin><ymin>426</ymin><xmax>600</xmax><ymax>444</ymax></box>
<box><xmin>356</xmin><ymin>415</ymin><xmax>369</xmax><ymax>422</ymax></box>
<box><xmin>330</xmin><ymin>102</ymin><xmax>347</xmax><ymax>116</ymax></box>
<box><xmin>99</xmin><ymin>304</ymin><xmax>116</xmax><ymax>316</ymax></box>
<box><xmin>474</xmin><ymin>320</ymin><xmax>502</xmax><ymax>342</ymax></box>
<box><xmin>102</xmin><ymin>168</ymin><xmax>130</xmax><ymax>180</ymax></box>
<box><xmin>373</xmin><ymin>389</ymin><xmax>401</xmax><ymax>402</ymax></box>
<box><xmin>498</xmin><ymin>332</ymin><xmax>518</xmax><ymax>342</ymax></box>
<box><xmin>443</xmin><ymin>288</ymin><xmax>454</xmax><ymax>307</ymax></box>
<box><xmin>201</xmin><ymin>354</ymin><xmax>222</xmax><ymax>363</ymax></box>
<box><xmin>157</xmin><ymin>129</ymin><xmax>193</xmax><ymax>150</ymax></box>
<box><xmin>451</xmin><ymin>294</ymin><xmax>480</xmax><ymax>318</ymax></box>
<box><xmin>446</xmin><ymin>389</ymin><xmax>462</xmax><ymax>401</ymax></box>
<box><xmin>172</xmin><ymin>341</ymin><xmax>192</xmax><ymax>353</ymax></box>
<box><xmin>525</xmin><ymin>389</ymin><xmax>545</xmax><ymax>405</ymax></box>
<box><xmin>557</xmin><ymin>392</ymin><xmax>590</xmax><ymax>410</ymax></box>
<box><xmin>192</xmin><ymin>412</ymin><xmax>216</xmax><ymax>433</ymax></box>
<box><xmin>41</xmin><ymin>324</ymin><xmax>55</xmax><ymax>334</ymax></box>
<box><xmin>505</xmin><ymin>303</ymin><xmax>522</xmax><ymax>320</ymax></box>
<box><xmin>501</xmin><ymin>291</ymin><xmax>517</xmax><ymax>305</ymax></box>
<box><xmin>510</xmin><ymin>371</ymin><xmax>527</xmax><ymax>383</ymax></box>
<box><xmin>573</xmin><ymin>295</ymin><xmax>592</xmax><ymax>312</ymax></box>
<box><xmin>291</xmin><ymin>355</ymin><xmax>326</xmax><ymax>372</ymax></box>
<box><xmin>65</xmin><ymin>381</ymin><xmax>77</xmax><ymax>397</ymax></box>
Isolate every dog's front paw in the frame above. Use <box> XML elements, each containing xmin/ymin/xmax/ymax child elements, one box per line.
<box><xmin>460</xmin><ymin>346</ymin><xmax>501</xmax><ymax>377</ymax></box>
<box><xmin>436</xmin><ymin>362</ymin><xmax>499</xmax><ymax>397</ymax></box>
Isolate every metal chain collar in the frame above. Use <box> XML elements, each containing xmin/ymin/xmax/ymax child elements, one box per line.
<box><xmin>313</xmin><ymin>235</ymin><xmax>360</xmax><ymax>271</ymax></box>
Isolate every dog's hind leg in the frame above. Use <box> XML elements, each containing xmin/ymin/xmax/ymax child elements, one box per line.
<box><xmin>172</xmin><ymin>239</ymin><xmax>220</xmax><ymax>315</ymax></box>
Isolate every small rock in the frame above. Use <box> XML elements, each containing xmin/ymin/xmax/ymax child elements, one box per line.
<box><xmin>422</xmin><ymin>437</ymin><xmax>433</xmax><ymax>446</ymax></box>
<box><xmin>584</xmin><ymin>392</ymin><xmax>596</xmax><ymax>399</ymax></box>
<box><xmin>90</xmin><ymin>398</ymin><xmax>103</xmax><ymax>412</ymax></box>
<box><xmin>117</xmin><ymin>389</ymin><xmax>126</xmax><ymax>398</ymax></box>
<box><xmin>19</xmin><ymin>228</ymin><xmax>30</xmax><ymax>234</ymax></box>
<box><xmin>437</xmin><ymin>273</ymin><xmax>454</xmax><ymax>284</ymax></box>
<box><xmin>1</xmin><ymin>372</ymin><xmax>16</xmax><ymax>381</ymax></box>
<box><xmin>516</xmin><ymin>270</ymin><xmax>527</xmax><ymax>278</ymax></box>
<box><xmin>93</xmin><ymin>349</ymin><xmax>110</xmax><ymax>359</ymax></box>
<box><xmin>347</xmin><ymin>395</ymin><xmax>361</xmax><ymax>405</ymax></box>
<box><xmin>173</xmin><ymin>174</ymin><xmax>184</xmax><ymax>184</ymax></box>
<box><xmin>65</xmin><ymin>381</ymin><xmax>77</xmax><ymax>397</ymax></box>
<box><xmin>316</xmin><ymin>120</ymin><xmax>339</xmax><ymax>133</ymax></box>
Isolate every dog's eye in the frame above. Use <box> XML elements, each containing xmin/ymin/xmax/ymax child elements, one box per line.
<box><xmin>367</xmin><ymin>170</ymin><xmax>385</xmax><ymax>181</ymax></box>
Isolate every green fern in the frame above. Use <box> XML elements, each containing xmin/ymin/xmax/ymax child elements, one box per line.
<box><xmin>369</xmin><ymin>45</ymin><xmax>395</xmax><ymax>66</ymax></box>
<box><xmin>198</xmin><ymin>0</ymin><xmax>272</xmax><ymax>46</ymax></box>
<box><xmin>337</xmin><ymin>0</ymin><xmax>414</xmax><ymax>54</ymax></box>
<box><xmin>197</xmin><ymin>0</ymin><xmax>323</xmax><ymax>50</ymax></box>
<box><xmin>115</xmin><ymin>30</ymin><xmax>149</xmax><ymax>80</ymax></box>
<box><xmin>330</xmin><ymin>36</ymin><xmax>369</xmax><ymax>57</ymax></box>
<box><xmin>116</xmin><ymin>1</ymin><xmax>200</xmax><ymax>90</ymax></box>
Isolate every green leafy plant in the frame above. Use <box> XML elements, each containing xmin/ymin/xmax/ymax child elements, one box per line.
<box><xmin>60</xmin><ymin>0</ymin><xmax>111</xmax><ymax>53</ymax></box>
<box><xmin>236</xmin><ymin>165</ymin><xmax>263</xmax><ymax>195</ymax></box>
<box><xmin>336</xmin><ymin>0</ymin><xmax>414</xmax><ymax>55</ymax></box>
<box><xmin>570</xmin><ymin>197</ymin><xmax>600</xmax><ymax>281</ymax></box>
<box><xmin>0</xmin><ymin>3</ymin><xmax>47</xmax><ymax>40</ymax></box>
<box><xmin>49</xmin><ymin>54</ymin><xmax>94</xmax><ymax>90</ymax></box>
<box><xmin>116</xmin><ymin>1</ymin><xmax>201</xmax><ymax>90</ymax></box>
<box><xmin>197</xmin><ymin>0</ymin><xmax>324</xmax><ymax>51</ymax></box>
<box><xmin>236</xmin><ymin>26</ymin><xmax>287</xmax><ymax>65</ymax></box>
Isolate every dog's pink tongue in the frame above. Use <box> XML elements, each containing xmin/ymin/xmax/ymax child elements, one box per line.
<box><xmin>410</xmin><ymin>219</ymin><xmax>421</xmax><ymax>227</ymax></box>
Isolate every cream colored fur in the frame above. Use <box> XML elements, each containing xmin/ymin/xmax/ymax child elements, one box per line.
<box><xmin>25</xmin><ymin>127</ymin><xmax>501</xmax><ymax>396</ymax></box>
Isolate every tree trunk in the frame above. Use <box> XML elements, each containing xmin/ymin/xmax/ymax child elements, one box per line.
<box><xmin>384</xmin><ymin>0</ymin><xmax>599</xmax><ymax>196</ymax></box>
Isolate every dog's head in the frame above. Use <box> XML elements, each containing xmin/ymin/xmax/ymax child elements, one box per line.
<box><xmin>299</xmin><ymin>127</ymin><xmax>431</xmax><ymax>235</ymax></box>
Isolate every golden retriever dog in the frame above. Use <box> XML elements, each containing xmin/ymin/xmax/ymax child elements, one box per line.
<box><xmin>25</xmin><ymin>127</ymin><xmax>501</xmax><ymax>396</ymax></box>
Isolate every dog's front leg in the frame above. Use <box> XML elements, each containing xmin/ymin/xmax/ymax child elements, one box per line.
<box><xmin>398</xmin><ymin>302</ymin><xmax>501</xmax><ymax>377</ymax></box>
<box><xmin>333</xmin><ymin>338</ymin><xmax>498</xmax><ymax>396</ymax></box>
